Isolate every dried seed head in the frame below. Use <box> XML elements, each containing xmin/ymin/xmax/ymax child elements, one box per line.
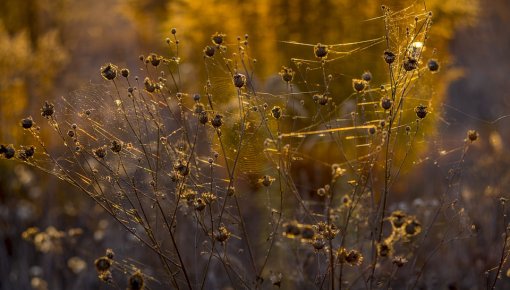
<box><xmin>121</xmin><ymin>68</ymin><xmax>130</xmax><ymax>78</ymax></box>
<box><xmin>314</xmin><ymin>43</ymin><xmax>329</xmax><ymax>58</ymax></box>
<box><xmin>105</xmin><ymin>249</ymin><xmax>115</xmax><ymax>259</ymax></box>
<box><xmin>94</xmin><ymin>256</ymin><xmax>112</xmax><ymax>272</ymax></box>
<box><xmin>215</xmin><ymin>226</ymin><xmax>231</xmax><ymax>243</ymax></box>
<box><xmin>312</xmin><ymin>238</ymin><xmax>326</xmax><ymax>250</ymax></box>
<box><xmin>144</xmin><ymin>77</ymin><xmax>157</xmax><ymax>93</ymax></box>
<box><xmin>100</xmin><ymin>63</ymin><xmax>117</xmax><ymax>80</ymax></box>
<box><xmin>199</xmin><ymin>112</ymin><xmax>209</xmax><ymax>125</ymax></box>
<box><xmin>404</xmin><ymin>217</ymin><xmax>422</xmax><ymax>237</ymax></box>
<box><xmin>94</xmin><ymin>146</ymin><xmax>107</xmax><ymax>159</ymax></box>
<box><xmin>279</xmin><ymin>66</ymin><xmax>295</xmax><ymax>83</ymax></box>
<box><xmin>193</xmin><ymin>93</ymin><xmax>201</xmax><ymax>102</ymax></box>
<box><xmin>271</xmin><ymin>106</ymin><xmax>282</xmax><ymax>119</ymax></box>
<box><xmin>467</xmin><ymin>130</ymin><xmax>478</xmax><ymax>142</ymax></box>
<box><xmin>362</xmin><ymin>71</ymin><xmax>372</xmax><ymax>82</ymax></box>
<box><xmin>110</xmin><ymin>140</ymin><xmax>123</xmax><ymax>153</ymax></box>
<box><xmin>377</xmin><ymin>242</ymin><xmax>392</xmax><ymax>257</ymax></box>
<box><xmin>392</xmin><ymin>256</ymin><xmax>408</xmax><ymax>267</ymax></box>
<box><xmin>21</xmin><ymin>117</ymin><xmax>34</xmax><ymax>129</ymax></box>
<box><xmin>260</xmin><ymin>175</ymin><xmax>275</xmax><ymax>187</ymax></box>
<box><xmin>149</xmin><ymin>53</ymin><xmax>163</xmax><ymax>67</ymax></box>
<box><xmin>193</xmin><ymin>103</ymin><xmax>205</xmax><ymax>114</ymax></box>
<box><xmin>211</xmin><ymin>114</ymin><xmax>223</xmax><ymax>128</ymax></box>
<box><xmin>380</xmin><ymin>97</ymin><xmax>392</xmax><ymax>110</ymax></box>
<box><xmin>352</xmin><ymin>79</ymin><xmax>366</xmax><ymax>92</ymax></box>
<box><xmin>403</xmin><ymin>57</ymin><xmax>418</xmax><ymax>71</ymax></box>
<box><xmin>194</xmin><ymin>198</ymin><xmax>206</xmax><ymax>211</ymax></box>
<box><xmin>415</xmin><ymin>105</ymin><xmax>428</xmax><ymax>119</ymax></box>
<box><xmin>427</xmin><ymin>59</ymin><xmax>439</xmax><ymax>72</ymax></box>
<box><xmin>128</xmin><ymin>271</ymin><xmax>144</xmax><ymax>290</ymax></box>
<box><xmin>233</xmin><ymin>73</ymin><xmax>246</xmax><ymax>88</ymax></box>
<box><xmin>171</xmin><ymin>28</ymin><xmax>177</xmax><ymax>35</ymax></box>
<box><xmin>368</xmin><ymin>126</ymin><xmax>377</xmax><ymax>135</ymax></box>
<box><xmin>2</xmin><ymin>145</ymin><xmax>15</xmax><ymax>159</ymax></box>
<box><xmin>383</xmin><ymin>50</ymin><xmax>396</xmax><ymax>64</ymax></box>
<box><xmin>212</xmin><ymin>32</ymin><xmax>226</xmax><ymax>45</ymax></box>
<box><xmin>204</xmin><ymin>46</ymin><xmax>215</xmax><ymax>57</ymax></box>
<box><xmin>389</xmin><ymin>210</ymin><xmax>407</xmax><ymax>229</ymax></box>
<box><xmin>41</xmin><ymin>101</ymin><xmax>55</xmax><ymax>118</ymax></box>
<box><xmin>317</xmin><ymin>188</ymin><xmax>326</xmax><ymax>197</ymax></box>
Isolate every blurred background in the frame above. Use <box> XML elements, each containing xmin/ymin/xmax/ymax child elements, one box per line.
<box><xmin>1</xmin><ymin>0</ymin><xmax>509</xmax><ymax>289</ymax></box>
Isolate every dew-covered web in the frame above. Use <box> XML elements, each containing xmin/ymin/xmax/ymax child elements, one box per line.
<box><xmin>19</xmin><ymin>2</ymin><xmax>507</xmax><ymax>288</ymax></box>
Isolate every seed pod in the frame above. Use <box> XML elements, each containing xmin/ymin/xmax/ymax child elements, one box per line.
<box><xmin>204</xmin><ymin>46</ymin><xmax>215</xmax><ymax>57</ymax></box>
<box><xmin>314</xmin><ymin>43</ymin><xmax>329</xmax><ymax>58</ymax></box>
<box><xmin>279</xmin><ymin>66</ymin><xmax>294</xmax><ymax>83</ymax></box>
<box><xmin>415</xmin><ymin>105</ymin><xmax>428</xmax><ymax>119</ymax></box>
<box><xmin>403</xmin><ymin>57</ymin><xmax>418</xmax><ymax>71</ymax></box>
<box><xmin>110</xmin><ymin>140</ymin><xmax>122</xmax><ymax>153</ymax></box>
<box><xmin>147</xmin><ymin>53</ymin><xmax>162</xmax><ymax>67</ymax></box>
<box><xmin>100</xmin><ymin>63</ymin><xmax>117</xmax><ymax>80</ymax></box>
<box><xmin>362</xmin><ymin>71</ymin><xmax>372</xmax><ymax>82</ymax></box>
<box><xmin>233</xmin><ymin>73</ymin><xmax>246</xmax><ymax>88</ymax></box>
<box><xmin>94</xmin><ymin>256</ymin><xmax>112</xmax><ymax>272</ymax></box>
<box><xmin>211</xmin><ymin>33</ymin><xmax>226</xmax><ymax>45</ymax></box>
<box><xmin>41</xmin><ymin>101</ymin><xmax>55</xmax><ymax>118</ymax></box>
<box><xmin>467</xmin><ymin>130</ymin><xmax>478</xmax><ymax>142</ymax></box>
<box><xmin>352</xmin><ymin>79</ymin><xmax>366</xmax><ymax>92</ymax></box>
<box><xmin>128</xmin><ymin>271</ymin><xmax>144</xmax><ymax>290</ymax></box>
<box><xmin>199</xmin><ymin>112</ymin><xmax>209</xmax><ymax>125</ymax></box>
<box><xmin>121</xmin><ymin>68</ymin><xmax>130</xmax><ymax>78</ymax></box>
<box><xmin>21</xmin><ymin>117</ymin><xmax>34</xmax><ymax>129</ymax></box>
<box><xmin>383</xmin><ymin>50</ymin><xmax>396</xmax><ymax>64</ymax></box>
<box><xmin>271</xmin><ymin>106</ymin><xmax>282</xmax><ymax>119</ymax></box>
<box><xmin>94</xmin><ymin>147</ymin><xmax>107</xmax><ymax>159</ymax></box>
<box><xmin>211</xmin><ymin>114</ymin><xmax>223</xmax><ymax>128</ymax></box>
<box><xmin>427</xmin><ymin>59</ymin><xmax>439</xmax><ymax>72</ymax></box>
<box><xmin>380</xmin><ymin>97</ymin><xmax>392</xmax><ymax>110</ymax></box>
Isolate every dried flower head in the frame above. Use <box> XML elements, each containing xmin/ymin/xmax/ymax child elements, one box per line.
<box><xmin>233</xmin><ymin>73</ymin><xmax>246</xmax><ymax>88</ymax></box>
<box><xmin>314</xmin><ymin>43</ymin><xmax>329</xmax><ymax>58</ymax></box>
<box><xmin>271</xmin><ymin>106</ymin><xmax>282</xmax><ymax>119</ymax></box>
<box><xmin>94</xmin><ymin>256</ymin><xmax>112</xmax><ymax>273</ymax></box>
<box><xmin>204</xmin><ymin>46</ymin><xmax>215</xmax><ymax>57</ymax></box>
<box><xmin>403</xmin><ymin>57</ymin><xmax>418</xmax><ymax>71</ymax></box>
<box><xmin>389</xmin><ymin>210</ymin><xmax>407</xmax><ymax>229</ymax></box>
<box><xmin>383</xmin><ymin>50</ymin><xmax>396</xmax><ymax>64</ymax></box>
<box><xmin>194</xmin><ymin>198</ymin><xmax>206</xmax><ymax>211</ymax></box>
<box><xmin>362</xmin><ymin>71</ymin><xmax>372</xmax><ymax>82</ymax></box>
<box><xmin>199</xmin><ymin>112</ymin><xmax>209</xmax><ymax>125</ymax></box>
<box><xmin>121</xmin><ymin>68</ymin><xmax>130</xmax><ymax>78</ymax></box>
<box><xmin>41</xmin><ymin>101</ymin><xmax>55</xmax><ymax>118</ymax></box>
<box><xmin>392</xmin><ymin>255</ymin><xmax>408</xmax><ymax>267</ymax></box>
<box><xmin>128</xmin><ymin>271</ymin><xmax>145</xmax><ymax>290</ymax></box>
<box><xmin>21</xmin><ymin>117</ymin><xmax>34</xmax><ymax>129</ymax></box>
<box><xmin>352</xmin><ymin>79</ymin><xmax>366</xmax><ymax>92</ymax></box>
<box><xmin>279</xmin><ymin>66</ymin><xmax>295</xmax><ymax>83</ymax></box>
<box><xmin>380</xmin><ymin>97</ymin><xmax>392</xmax><ymax>110</ymax></box>
<box><xmin>312</xmin><ymin>237</ymin><xmax>326</xmax><ymax>250</ymax></box>
<box><xmin>147</xmin><ymin>53</ymin><xmax>162</xmax><ymax>67</ymax></box>
<box><xmin>377</xmin><ymin>241</ymin><xmax>393</xmax><ymax>257</ymax></box>
<box><xmin>215</xmin><ymin>226</ymin><xmax>231</xmax><ymax>243</ymax></box>
<box><xmin>427</xmin><ymin>59</ymin><xmax>439</xmax><ymax>72</ymax></box>
<box><xmin>212</xmin><ymin>32</ymin><xmax>226</xmax><ymax>45</ymax></box>
<box><xmin>110</xmin><ymin>140</ymin><xmax>122</xmax><ymax>153</ymax></box>
<box><xmin>467</xmin><ymin>130</ymin><xmax>478</xmax><ymax>142</ymax></box>
<box><xmin>94</xmin><ymin>147</ymin><xmax>107</xmax><ymax>159</ymax></box>
<box><xmin>105</xmin><ymin>249</ymin><xmax>115</xmax><ymax>259</ymax></box>
<box><xmin>100</xmin><ymin>63</ymin><xmax>117</xmax><ymax>80</ymax></box>
<box><xmin>211</xmin><ymin>114</ymin><xmax>223</xmax><ymax>128</ymax></box>
<box><xmin>415</xmin><ymin>105</ymin><xmax>428</xmax><ymax>119</ymax></box>
<box><xmin>404</xmin><ymin>217</ymin><xmax>422</xmax><ymax>238</ymax></box>
<box><xmin>2</xmin><ymin>145</ymin><xmax>15</xmax><ymax>159</ymax></box>
<box><xmin>260</xmin><ymin>175</ymin><xmax>275</xmax><ymax>187</ymax></box>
